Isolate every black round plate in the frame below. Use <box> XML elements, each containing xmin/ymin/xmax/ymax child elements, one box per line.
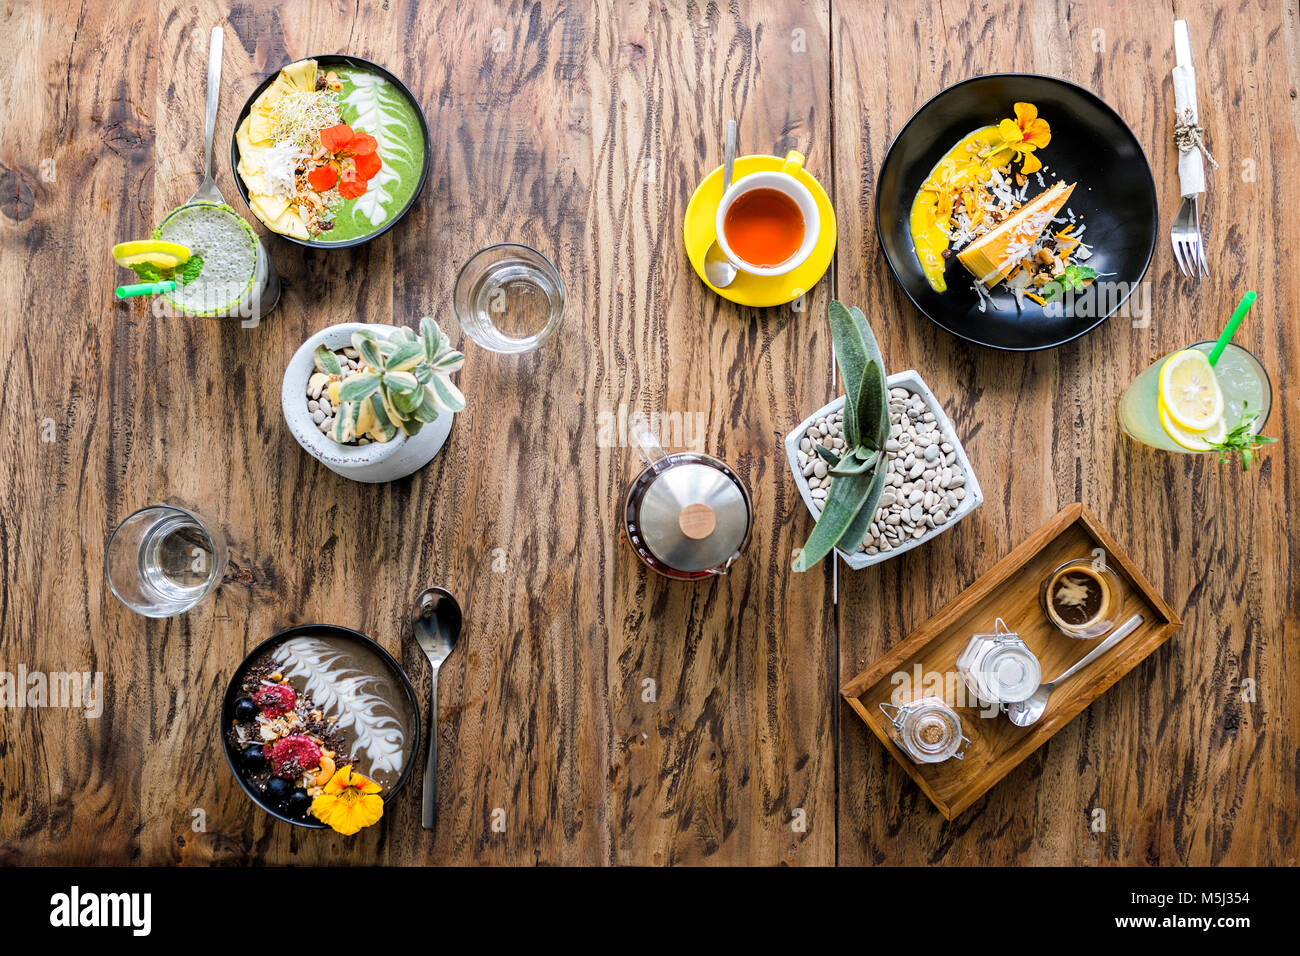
<box><xmin>230</xmin><ymin>55</ymin><xmax>430</xmax><ymax>249</ymax></box>
<box><xmin>875</xmin><ymin>73</ymin><xmax>1157</xmax><ymax>351</ymax></box>
<box><xmin>220</xmin><ymin>623</ymin><xmax>421</xmax><ymax>829</ymax></box>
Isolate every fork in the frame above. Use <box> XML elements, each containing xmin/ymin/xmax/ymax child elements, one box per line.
<box><xmin>1171</xmin><ymin>194</ymin><xmax>1208</xmax><ymax>279</ymax></box>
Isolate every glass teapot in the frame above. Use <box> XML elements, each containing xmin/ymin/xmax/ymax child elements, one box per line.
<box><xmin>622</xmin><ymin>425</ymin><xmax>752</xmax><ymax>580</ymax></box>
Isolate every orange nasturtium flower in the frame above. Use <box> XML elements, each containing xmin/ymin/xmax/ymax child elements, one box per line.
<box><xmin>310</xmin><ymin>764</ymin><xmax>384</xmax><ymax>835</ymax></box>
<box><xmin>311</xmin><ymin>124</ymin><xmax>383</xmax><ymax>199</ymax></box>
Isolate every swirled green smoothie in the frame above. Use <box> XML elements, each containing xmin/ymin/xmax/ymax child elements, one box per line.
<box><xmin>321</xmin><ymin>70</ymin><xmax>425</xmax><ymax>242</ymax></box>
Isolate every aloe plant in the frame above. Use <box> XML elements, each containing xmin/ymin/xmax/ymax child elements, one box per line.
<box><xmin>320</xmin><ymin>317</ymin><xmax>465</xmax><ymax>445</ymax></box>
<box><xmin>793</xmin><ymin>301</ymin><xmax>891</xmax><ymax>572</ymax></box>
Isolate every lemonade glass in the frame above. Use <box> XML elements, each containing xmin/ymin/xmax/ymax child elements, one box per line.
<box><xmin>1118</xmin><ymin>341</ymin><xmax>1272</xmax><ymax>452</ymax></box>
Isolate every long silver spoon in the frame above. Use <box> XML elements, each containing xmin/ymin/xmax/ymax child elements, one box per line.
<box><xmin>1006</xmin><ymin>613</ymin><xmax>1144</xmax><ymax>727</ymax></box>
<box><xmin>703</xmin><ymin>119</ymin><xmax>739</xmax><ymax>287</ymax></box>
<box><xmin>187</xmin><ymin>26</ymin><xmax>226</xmax><ymax>205</ymax></box>
<box><xmin>413</xmin><ymin>586</ymin><xmax>462</xmax><ymax>828</ymax></box>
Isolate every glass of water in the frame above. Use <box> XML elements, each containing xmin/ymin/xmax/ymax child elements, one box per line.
<box><xmin>105</xmin><ymin>505</ymin><xmax>228</xmax><ymax>617</ymax></box>
<box><xmin>453</xmin><ymin>242</ymin><xmax>564</xmax><ymax>353</ymax></box>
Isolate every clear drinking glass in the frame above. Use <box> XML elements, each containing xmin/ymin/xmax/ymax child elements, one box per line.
<box><xmin>452</xmin><ymin>242</ymin><xmax>564</xmax><ymax>353</ymax></box>
<box><xmin>105</xmin><ymin>505</ymin><xmax>228</xmax><ymax>617</ymax></box>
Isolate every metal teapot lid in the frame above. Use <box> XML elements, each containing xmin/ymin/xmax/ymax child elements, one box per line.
<box><xmin>631</xmin><ymin>426</ymin><xmax>750</xmax><ymax>573</ymax></box>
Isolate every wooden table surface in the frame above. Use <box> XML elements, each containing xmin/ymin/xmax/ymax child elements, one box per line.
<box><xmin>1</xmin><ymin>0</ymin><xmax>1296</xmax><ymax>866</ymax></box>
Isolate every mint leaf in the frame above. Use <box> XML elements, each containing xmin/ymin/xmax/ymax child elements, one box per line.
<box><xmin>177</xmin><ymin>255</ymin><xmax>204</xmax><ymax>286</ymax></box>
<box><xmin>129</xmin><ymin>262</ymin><xmax>163</xmax><ymax>282</ymax></box>
<box><xmin>1062</xmin><ymin>264</ymin><xmax>1096</xmax><ymax>291</ymax></box>
<box><xmin>1210</xmin><ymin>404</ymin><xmax>1278</xmax><ymax>471</ymax></box>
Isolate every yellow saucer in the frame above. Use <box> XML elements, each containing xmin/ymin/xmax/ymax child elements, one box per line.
<box><xmin>683</xmin><ymin>152</ymin><xmax>836</xmax><ymax>308</ymax></box>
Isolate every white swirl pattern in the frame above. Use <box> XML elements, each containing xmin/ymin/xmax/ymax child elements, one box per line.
<box><xmin>273</xmin><ymin>637</ymin><xmax>407</xmax><ymax>775</ymax></box>
<box><xmin>342</xmin><ymin>73</ymin><xmax>417</xmax><ymax>227</ymax></box>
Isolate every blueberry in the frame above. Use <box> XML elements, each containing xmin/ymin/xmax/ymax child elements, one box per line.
<box><xmin>265</xmin><ymin>776</ymin><xmax>294</xmax><ymax>805</ymax></box>
<box><xmin>233</xmin><ymin>697</ymin><xmax>257</xmax><ymax>721</ymax></box>
<box><xmin>285</xmin><ymin>788</ymin><xmax>311</xmax><ymax>817</ymax></box>
<box><xmin>239</xmin><ymin>743</ymin><xmax>266</xmax><ymax>772</ymax></box>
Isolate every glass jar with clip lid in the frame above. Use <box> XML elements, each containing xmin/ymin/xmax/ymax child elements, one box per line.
<box><xmin>878</xmin><ymin>696</ymin><xmax>971</xmax><ymax>764</ymax></box>
<box><xmin>955</xmin><ymin>617</ymin><xmax>1042</xmax><ymax>706</ymax></box>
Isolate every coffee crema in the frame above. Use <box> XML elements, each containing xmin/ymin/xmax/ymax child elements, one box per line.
<box><xmin>1042</xmin><ymin>559</ymin><xmax>1118</xmax><ymax>638</ymax></box>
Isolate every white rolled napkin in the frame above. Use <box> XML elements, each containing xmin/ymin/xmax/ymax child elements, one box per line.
<box><xmin>1172</xmin><ymin>20</ymin><xmax>1206</xmax><ymax>198</ymax></box>
<box><xmin>1173</xmin><ymin>65</ymin><xmax>1205</xmax><ymax>197</ymax></box>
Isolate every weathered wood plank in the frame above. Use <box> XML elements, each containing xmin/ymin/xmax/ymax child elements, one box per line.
<box><xmin>832</xmin><ymin>0</ymin><xmax>1298</xmax><ymax>866</ymax></box>
<box><xmin>597</xmin><ymin>0</ymin><xmax>836</xmax><ymax>866</ymax></box>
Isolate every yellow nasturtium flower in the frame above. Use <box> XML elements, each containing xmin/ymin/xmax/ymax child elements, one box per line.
<box><xmin>984</xmin><ymin>102</ymin><xmax>1053</xmax><ymax>174</ymax></box>
<box><xmin>310</xmin><ymin>764</ymin><xmax>384</xmax><ymax>835</ymax></box>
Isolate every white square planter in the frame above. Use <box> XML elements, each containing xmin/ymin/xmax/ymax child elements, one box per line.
<box><xmin>783</xmin><ymin>370</ymin><xmax>983</xmax><ymax>570</ymax></box>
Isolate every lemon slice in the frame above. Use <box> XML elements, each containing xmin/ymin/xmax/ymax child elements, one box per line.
<box><xmin>112</xmin><ymin>240</ymin><xmax>191</xmax><ymax>270</ymax></box>
<box><xmin>1160</xmin><ymin>405</ymin><xmax>1227</xmax><ymax>451</ymax></box>
<box><xmin>1159</xmin><ymin>349</ymin><xmax>1223</xmax><ymax>431</ymax></box>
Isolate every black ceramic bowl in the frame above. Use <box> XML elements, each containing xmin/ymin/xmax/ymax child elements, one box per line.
<box><xmin>230</xmin><ymin>54</ymin><xmax>431</xmax><ymax>249</ymax></box>
<box><xmin>220</xmin><ymin>623</ymin><xmax>421</xmax><ymax>829</ymax></box>
<box><xmin>876</xmin><ymin>73</ymin><xmax>1157</xmax><ymax>350</ymax></box>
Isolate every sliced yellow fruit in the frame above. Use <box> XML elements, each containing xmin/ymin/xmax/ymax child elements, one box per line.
<box><xmin>248</xmin><ymin>107</ymin><xmax>274</xmax><ymax>145</ymax></box>
<box><xmin>282</xmin><ymin>58</ymin><xmax>317</xmax><ymax>92</ymax></box>
<box><xmin>1159</xmin><ymin>349</ymin><xmax>1223</xmax><ymax>432</ymax></box>
<box><xmin>112</xmin><ymin>239</ymin><xmax>191</xmax><ymax>270</ymax></box>
<box><xmin>1160</xmin><ymin>405</ymin><xmax>1226</xmax><ymax>451</ymax></box>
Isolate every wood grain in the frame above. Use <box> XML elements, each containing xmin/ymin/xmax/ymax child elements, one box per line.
<box><xmin>842</xmin><ymin>504</ymin><xmax>1181</xmax><ymax>819</ymax></box>
<box><xmin>833</xmin><ymin>0</ymin><xmax>1299</xmax><ymax>865</ymax></box>
<box><xmin>0</xmin><ymin>0</ymin><xmax>1294</xmax><ymax>866</ymax></box>
<box><xmin>0</xmin><ymin>0</ymin><xmax>835</xmax><ymax>865</ymax></box>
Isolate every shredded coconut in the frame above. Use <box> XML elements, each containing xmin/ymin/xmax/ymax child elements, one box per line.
<box><xmin>263</xmin><ymin>140</ymin><xmax>304</xmax><ymax>198</ymax></box>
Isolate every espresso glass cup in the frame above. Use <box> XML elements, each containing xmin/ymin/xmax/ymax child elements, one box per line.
<box><xmin>714</xmin><ymin>150</ymin><xmax>821</xmax><ymax>277</ymax></box>
<box><xmin>1040</xmin><ymin>558</ymin><xmax>1121</xmax><ymax>639</ymax></box>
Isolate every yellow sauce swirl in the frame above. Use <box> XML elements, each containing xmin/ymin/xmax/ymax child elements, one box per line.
<box><xmin>908</xmin><ymin>126</ymin><xmax>1009</xmax><ymax>293</ymax></box>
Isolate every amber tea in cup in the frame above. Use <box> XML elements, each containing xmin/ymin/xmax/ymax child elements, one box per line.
<box><xmin>713</xmin><ymin>150</ymin><xmax>820</xmax><ymax>277</ymax></box>
<box><xmin>722</xmin><ymin>188</ymin><xmax>804</xmax><ymax>268</ymax></box>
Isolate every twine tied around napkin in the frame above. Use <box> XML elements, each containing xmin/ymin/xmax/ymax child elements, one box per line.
<box><xmin>1174</xmin><ymin>107</ymin><xmax>1219</xmax><ymax>170</ymax></box>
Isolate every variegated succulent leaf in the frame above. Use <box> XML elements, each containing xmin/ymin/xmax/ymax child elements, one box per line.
<box><xmin>328</xmin><ymin>320</ymin><xmax>465</xmax><ymax>444</ymax></box>
<box><xmin>313</xmin><ymin>344</ymin><xmax>344</xmax><ymax>376</ymax></box>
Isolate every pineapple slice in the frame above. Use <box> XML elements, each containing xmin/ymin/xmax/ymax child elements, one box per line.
<box><xmin>282</xmin><ymin>59</ymin><xmax>318</xmax><ymax>92</ymax></box>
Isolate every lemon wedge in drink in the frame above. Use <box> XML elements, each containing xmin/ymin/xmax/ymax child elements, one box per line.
<box><xmin>112</xmin><ymin>239</ymin><xmax>191</xmax><ymax>270</ymax></box>
<box><xmin>1159</xmin><ymin>405</ymin><xmax>1228</xmax><ymax>451</ymax></box>
<box><xmin>1159</xmin><ymin>349</ymin><xmax>1223</xmax><ymax>432</ymax></box>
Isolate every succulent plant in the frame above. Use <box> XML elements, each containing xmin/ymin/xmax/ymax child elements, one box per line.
<box><xmin>793</xmin><ymin>300</ymin><xmax>891</xmax><ymax>572</ymax></box>
<box><xmin>317</xmin><ymin>317</ymin><xmax>465</xmax><ymax>445</ymax></box>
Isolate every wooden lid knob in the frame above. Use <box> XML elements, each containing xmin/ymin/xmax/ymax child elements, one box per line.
<box><xmin>678</xmin><ymin>503</ymin><xmax>717</xmax><ymax>540</ymax></box>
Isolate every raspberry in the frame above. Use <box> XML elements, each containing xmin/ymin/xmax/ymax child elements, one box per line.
<box><xmin>266</xmin><ymin>735</ymin><xmax>322</xmax><ymax>778</ymax></box>
<box><xmin>253</xmin><ymin>683</ymin><xmax>296</xmax><ymax>717</ymax></box>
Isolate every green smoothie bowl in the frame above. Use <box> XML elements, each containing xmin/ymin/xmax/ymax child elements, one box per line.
<box><xmin>231</xmin><ymin>55</ymin><xmax>430</xmax><ymax>249</ymax></box>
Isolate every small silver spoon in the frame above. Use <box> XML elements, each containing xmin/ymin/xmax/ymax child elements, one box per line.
<box><xmin>413</xmin><ymin>586</ymin><xmax>462</xmax><ymax>828</ymax></box>
<box><xmin>1006</xmin><ymin>613</ymin><xmax>1144</xmax><ymax>727</ymax></box>
<box><xmin>187</xmin><ymin>27</ymin><xmax>227</xmax><ymax>206</ymax></box>
<box><xmin>703</xmin><ymin>119</ymin><xmax>739</xmax><ymax>288</ymax></box>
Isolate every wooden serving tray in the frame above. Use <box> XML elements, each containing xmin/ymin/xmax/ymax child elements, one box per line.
<box><xmin>841</xmin><ymin>503</ymin><xmax>1181</xmax><ymax>819</ymax></box>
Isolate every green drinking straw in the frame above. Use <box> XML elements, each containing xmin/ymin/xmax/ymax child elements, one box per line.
<box><xmin>116</xmin><ymin>280</ymin><xmax>176</xmax><ymax>299</ymax></box>
<box><xmin>1207</xmin><ymin>291</ymin><xmax>1256</xmax><ymax>366</ymax></box>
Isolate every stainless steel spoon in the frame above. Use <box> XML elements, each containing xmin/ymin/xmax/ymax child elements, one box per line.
<box><xmin>413</xmin><ymin>586</ymin><xmax>462</xmax><ymax>828</ymax></box>
<box><xmin>1006</xmin><ymin>613</ymin><xmax>1143</xmax><ymax>727</ymax></box>
<box><xmin>187</xmin><ymin>26</ymin><xmax>226</xmax><ymax>205</ymax></box>
<box><xmin>703</xmin><ymin>119</ymin><xmax>739</xmax><ymax>288</ymax></box>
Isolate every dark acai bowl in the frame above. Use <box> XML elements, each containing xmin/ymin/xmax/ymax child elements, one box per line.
<box><xmin>220</xmin><ymin>624</ymin><xmax>420</xmax><ymax>833</ymax></box>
